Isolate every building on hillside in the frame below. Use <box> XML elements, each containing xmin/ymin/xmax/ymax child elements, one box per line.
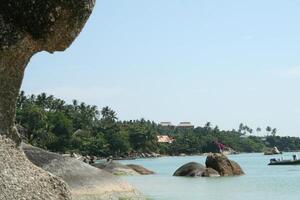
<box><xmin>157</xmin><ymin>135</ymin><xmax>175</xmax><ymax>144</ymax></box>
<box><xmin>177</xmin><ymin>122</ymin><xmax>194</xmax><ymax>129</ymax></box>
<box><xmin>160</xmin><ymin>122</ymin><xmax>175</xmax><ymax>128</ymax></box>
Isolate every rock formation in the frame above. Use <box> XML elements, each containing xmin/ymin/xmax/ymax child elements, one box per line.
<box><xmin>127</xmin><ymin>164</ymin><xmax>155</xmax><ymax>175</ymax></box>
<box><xmin>174</xmin><ymin>154</ymin><xmax>244</xmax><ymax>178</ymax></box>
<box><xmin>205</xmin><ymin>153</ymin><xmax>245</xmax><ymax>176</ymax></box>
<box><xmin>22</xmin><ymin>143</ymin><xmax>144</xmax><ymax>200</ymax></box>
<box><xmin>0</xmin><ymin>136</ymin><xmax>71</xmax><ymax>200</ymax></box>
<box><xmin>0</xmin><ymin>0</ymin><xmax>95</xmax><ymax>199</ymax></box>
<box><xmin>264</xmin><ymin>146</ymin><xmax>281</xmax><ymax>155</ymax></box>
<box><xmin>173</xmin><ymin>162</ymin><xmax>219</xmax><ymax>177</ymax></box>
<box><xmin>0</xmin><ymin>0</ymin><xmax>95</xmax><ymax>144</ymax></box>
<box><xmin>92</xmin><ymin>161</ymin><xmax>141</xmax><ymax>176</ymax></box>
<box><xmin>92</xmin><ymin>161</ymin><xmax>155</xmax><ymax>176</ymax></box>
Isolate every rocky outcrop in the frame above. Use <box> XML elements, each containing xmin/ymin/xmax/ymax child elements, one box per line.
<box><xmin>22</xmin><ymin>143</ymin><xmax>144</xmax><ymax>200</ymax></box>
<box><xmin>92</xmin><ymin>161</ymin><xmax>140</xmax><ymax>176</ymax></box>
<box><xmin>0</xmin><ymin>137</ymin><xmax>71</xmax><ymax>200</ymax></box>
<box><xmin>173</xmin><ymin>162</ymin><xmax>220</xmax><ymax>177</ymax></box>
<box><xmin>264</xmin><ymin>147</ymin><xmax>281</xmax><ymax>155</ymax></box>
<box><xmin>202</xmin><ymin>167</ymin><xmax>221</xmax><ymax>177</ymax></box>
<box><xmin>174</xmin><ymin>154</ymin><xmax>244</xmax><ymax>177</ymax></box>
<box><xmin>0</xmin><ymin>0</ymin><xmax>95</xmax><ymax>144</ymax></box>
<box><xmin>222</xmin><ymin>147</ymin><xmax>239</xmax><ymax>155</ymax></box>
<box><xmin>127</xmin><ymin>164</ymin><xmax>155</xmax><ymax>175</ymax></box>
<box><xmin>0</xmin><ymin>1</ymin><xmax>95</xmax><ymax>199</ymax></box>
<box><xmin>205</xmin><ymin>153</ymin><xmax>244</xmax><ymax>176</ymax></box>
<box><xmin>93</xmin><ymin>161</ymin><xmax>155</xmax><ymax>176</ymax></box>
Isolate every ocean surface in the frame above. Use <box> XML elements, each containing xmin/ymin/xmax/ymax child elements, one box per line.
<box><xmin>120</xmin><ymin>153</ymin><xmax>300</xmax><ymax>200</ymax></box>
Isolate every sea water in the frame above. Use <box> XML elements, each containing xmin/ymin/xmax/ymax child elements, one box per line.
<box><xmin>120</xmin><ymin>153</ymin><xmax>300</xmax><ymax>200</ymax></box>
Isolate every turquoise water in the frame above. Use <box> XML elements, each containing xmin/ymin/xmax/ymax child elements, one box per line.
<box><xmin>120</xmin><ymin>153</ymin><xmax>300</xmax><ymax>200</ymax></box>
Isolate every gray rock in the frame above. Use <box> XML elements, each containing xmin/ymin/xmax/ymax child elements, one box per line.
<box><xmin>127</xmin><ymin>164</ymin><xmax>155</xmax><ymax>175</ymax></box>
<box><xmin>202</xmin><ymin>167</ymin><xmax>220</xmax><ymax>177</ymax></box>
<box><xmin>0</xmin><ymin>136</ymin><xmax>71</xmax><ymax>200</ymax></box>
<box><xmin>22</xmin><ymin>143</ymin><xmax>144</xmax><ymax>200</ymax></box>
<box><xmin>173</xmin><ymin>162</ymin><xmax>219</xmax><ymax>177</ymax></box>
<box><xmin>264</xmin><ymin>147</ymin><xmax>281</xmax><ymax>155</ymax></box>
<box><xmin>0</xmin><ymin>0</ymin><xmax>95</xmax><ymax>144</ymax></box>
<box><xmin>0</xmin><ymin>1</ymin><xmax>95</xmax><ymax>199</ymax></box>
<box><xmin>205</xmin><ymin>153</ymin><xmax>245</xmax><ymax>176</ymax></box>
<box><xmin>92</xmin><ymin>161</ymin><xmax>140</xmax><ymax>176</ymax></box>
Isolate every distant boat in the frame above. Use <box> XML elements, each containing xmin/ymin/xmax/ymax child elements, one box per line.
<box><xmin>268</xmin><ymin>155</ymin><xmax>300</xmax><ymax>165</ymax></box>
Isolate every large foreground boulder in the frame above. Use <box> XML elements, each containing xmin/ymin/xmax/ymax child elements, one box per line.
<box><xmin>205</xmin><ymin>153</ymin><xmax>244</xmax><ymax>176</ymax></box>
<box><xmin>0</xmin><ymin>137</ymin><xmax>71</xmax><ymax>200</ymax></box>
<box><xmin>22</xmin><ymin>143</ymin><xmax>144</xmax><ymax>200</ymax></box>
<box><xmin>173</xmin><ymin>162</ymin><xmax>220</xmax><ymax>177</ymax></box>
<box><xmin>0</xmin><ymin>0</ymin><xmax>95</xmax><ymax>199</ymax></box>
<box><xmin>0</xmin><ymin>0</ymin><xmax>95</xmax><ymax>145</ymax></box>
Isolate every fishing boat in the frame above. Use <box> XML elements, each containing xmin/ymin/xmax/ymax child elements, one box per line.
<box><xmin>268</xmin><ymin>155</ymin><xmax>300</xmax><ymax>165</ymax></box>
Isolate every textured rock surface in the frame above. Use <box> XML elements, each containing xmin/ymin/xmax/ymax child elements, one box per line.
<box><xmin>0</xmin><ymin>0</ymin><xmax>95</xmax><ymax>52</ymax></box>
<box><xmin>205</xmin><ymin>153</ymin><xmax>245</xmax><ymax>176</ymax></box>
<box><xmin>202</xmin><ymin>167</ymin><xmax>220</xmax><ymax>177</ymax></box>
<box><xmin>92</xmin><ymin>161</ymin><xmax>140</xmax><ymax>176</ymax></box>
<box><xmin>22</xmin><ymin>143</ymin><xmax>144</xmax><ymax>200</ymax></box>
<box><xmin>0</xmin><ymin>1</ymin><xmax>95</xmax><ymax>199</ymax></box>
<box><xmin>173</xmin><ymin>162</ymin><xmax>206</xmax><ymax>177</ymax></box>
<box><xmin>127</xmin><ymin>164</ymin><xmax>155</xmax><ymax>175</ymax></box>
<box><xmin>264</xmin><ymin>146</ymin><xmax>281</xmax><ymax>155</ymax></box>
<box><xmin>0</xmin><ymin>0</ymin><xmax>95</xmax><ymax>144</ymax></box>
<box><xmin>173</xmin><ymin>162</ymin><xmax>220</xmax><ymax>177</ymax></box>
<box><xmin>0</xmin><ymin>136</ymin><xmax>71</xmax><ymax>200</ymax></box>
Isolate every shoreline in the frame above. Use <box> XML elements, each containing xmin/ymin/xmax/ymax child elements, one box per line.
<box><xmin>109</xmin><ymin>151</ymin><xmax>300</xmax><ymax>161</ymax></box>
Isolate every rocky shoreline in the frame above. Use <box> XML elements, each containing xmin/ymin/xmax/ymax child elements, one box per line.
<box><xmin>92</xmin><ymin>160</ymin><xmax>155</xmax><ymax>176</ymax></box>
<box><xmin>22</xmin><ymin>143</ymin><xmax>145</xmax><ymax>200</ymax></box>
<box><xmin>92</xmin><ymin>149</ymin><xmax>240</xmax><ymax>161</ymax></box>
<box><xmin>0</xmin><ymin>136</ymin><xmax>71</xmax><ymax>200</ymax></box>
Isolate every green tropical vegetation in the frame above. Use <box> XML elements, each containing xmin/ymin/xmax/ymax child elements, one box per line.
<box><xmin>16</xmin><ymin>91</ymin><xmax>300</xmax><ymax>157</ymax></box>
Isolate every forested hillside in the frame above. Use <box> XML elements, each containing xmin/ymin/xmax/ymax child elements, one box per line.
<box><xmin>16</xmin><ymin>92</ymin><xmax>300</xmax><ymax>157</ymax></box>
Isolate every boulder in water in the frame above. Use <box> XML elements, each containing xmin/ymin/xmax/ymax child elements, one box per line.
<box><xmin>202</xmin><ymin>167</ymin><xmax>221</xmax><ymax>177</ymax></box>
<box><xmin>127</xmin><ymin>164</ymin><xmax>155</xmax><ymax>175</ymax></box>
<box><xmin>173</xmin><ymin>162</ymin><xmax>220</xmax><ymax>177</ymax></box>
<box><xmin>264</xmin><ymin>147</ymin><xmax>281</xmax><ymax>155</ymax></box>
<box><xmin>205</xmin><ymin>153</ymin><xmax>244</xmax><ymax>176</ymax></box>
<box><xmin>92</xmin><ymin>161</ymin><xmax>140</xmax><ymax>176</ymax></box>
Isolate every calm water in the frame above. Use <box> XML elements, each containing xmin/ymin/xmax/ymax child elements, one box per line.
<box><xmin>120</xmin><ymin>153</ymin><xmax>300</xmax><ymax>200</ymax></box>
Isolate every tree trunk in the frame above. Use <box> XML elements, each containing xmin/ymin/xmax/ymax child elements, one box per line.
<box><xmin>0</xmin><ymin>49</ymin><xmax>32</xmax><ymax>145</ymax></box>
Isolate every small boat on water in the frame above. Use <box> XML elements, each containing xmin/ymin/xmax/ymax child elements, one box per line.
<box><xmin>268</xmin><ymin>155</ymin><xmax>300</xmax><ymax>165</ymax></box>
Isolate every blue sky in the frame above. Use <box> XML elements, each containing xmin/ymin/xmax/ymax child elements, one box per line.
<box><xmin>22</xmin><ymin>0</ymin><xmax>300</xmax><ymax>136</ymax></box>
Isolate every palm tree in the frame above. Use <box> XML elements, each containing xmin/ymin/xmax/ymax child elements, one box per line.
<box><xmin>101</xmin><ymin>106</ymin><xmax>117</xmax><ymax>121</ymax></box>
<box><xmin>271</xmin><ymin>128</ymin><xmax>277</xmax><ymax>137</ymax></box>
<box><xmin>204</xmin><ymin>122</ymin><xmax>211</xmax><ymax>132</ymax></box>
<box><xmin>238</xmin><ymin>123</ymin><xmax>244</xmax><ymax>133</ymax></box>
<box><xmin>248</xmin><ymin>128</ymin><xmax>253</xmax><ymax>135</ymax></box>
<box><xmin>256</xmin><ymin>127</ymin><xmax>261</xmax><ymax>136</ymax></box>
<box><xmin>266</xmin><ymin>126</ymin><xmax>272</xmax><ymax>136</ymax></box>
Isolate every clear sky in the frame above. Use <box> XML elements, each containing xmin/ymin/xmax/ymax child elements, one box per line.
<box><xmin>22</xmin><ymin>0</ymin><xmax>300</xmax><ymax>136</ymax></box>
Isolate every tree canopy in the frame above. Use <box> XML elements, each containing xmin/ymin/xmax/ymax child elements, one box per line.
<box><xmin>16</xmin><ymin>92</ymin><xmax>300</xmax><ymax>157</ymax></box>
